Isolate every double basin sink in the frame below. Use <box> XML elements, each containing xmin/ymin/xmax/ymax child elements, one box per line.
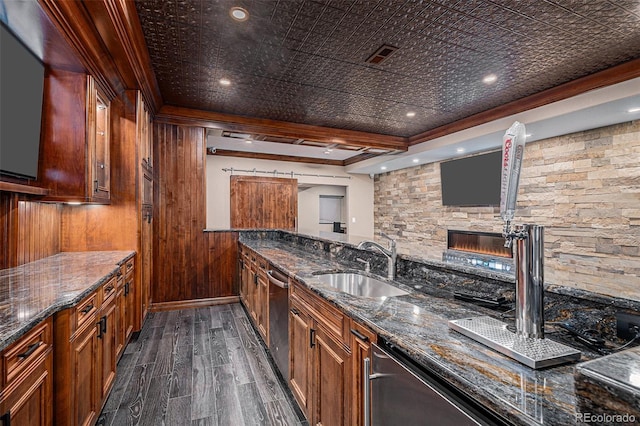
<box><xmin>314</xmin><ymin>272</ymin><xmax>409</xmax><ymax>298</ymax></box>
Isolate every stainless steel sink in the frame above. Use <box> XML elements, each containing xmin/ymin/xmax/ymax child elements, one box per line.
<box><xmin>315</xmin><ymin>273</ymin><xmax>409</xmax><ymax>298</ymax></box>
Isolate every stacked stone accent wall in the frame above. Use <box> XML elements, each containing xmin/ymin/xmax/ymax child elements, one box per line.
<box><xmin>374</xmin><ymin>120</ymin><xmax>640</xmax><ymax>301</ymax></box>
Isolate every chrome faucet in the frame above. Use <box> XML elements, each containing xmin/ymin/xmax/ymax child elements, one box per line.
<box><xmin>357</xmin><ymin>232</ymin><xmax>397</xmax><ymax>280</ymax></box>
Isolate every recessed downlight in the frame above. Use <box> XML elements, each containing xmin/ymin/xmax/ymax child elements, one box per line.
<box><xmin>412</xmin><ymin>158</ymin><xmax>419</xmax><ymax>163</ymax></box>
<box><xmin>406</xmin><ymin>111</ymin><xmax>416</xmax><ymax>118</ymax></box>
<box><xmin>629</xmin><ymin>107</ymin><xmax>640</xmax><ymax>113</ymax></box>
<box><xmin>456</xmin><ymin>147</ymin><xmax>465</xmax><ymax>153</ymax></box>
<box><xmin>482</xmin><ymin>74</ymin><xmax>497</xmax><ymax>84</ymax></box>
<box><xmin>219</xmin><ymin>78</ymin><xmax>231</xmax><ymax>86</ymax></box>
<box><xmin>381</xmin><ymin>166</ymin><xmax>387</xmax><ymax>170</ymax></box>
<box><xmin>244</xmin><ymin>139</ymin><xmax>252</xmax><ymax>144</ymax></box>
<box><xmin>230</xmin><ymin>7</ymin><xmax>249</xmax><ymax>21</ymax></box>
<box><xmin>525</xmin><ymin>133</ymin><xmax>532</xmax><ymax>138</ymax></box>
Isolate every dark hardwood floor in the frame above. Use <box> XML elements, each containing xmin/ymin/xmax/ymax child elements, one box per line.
<box><xmin>98</xmin><ymin>304</ymin><xmax>306</xmax><ymax>425</ymax></box>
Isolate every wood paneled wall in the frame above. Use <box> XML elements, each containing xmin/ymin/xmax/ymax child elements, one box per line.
<box><xmin>0</xmin><ymin>193</ymin><xmax>61</xmax><ymax>269</ymax></box>
<box><xmin>17</xmin><ymin>201</ymin><xmax>61</xmax><ymax>265</ymax></box>
<box><xmin>153</xmin><ymin>123</ymin><xmax>207</xmax><ymax>302</ymax></box>
<box><xmin>153</xmin><ymin>122</ymin><xmax>240</xmax><ymax>303</ymax></box>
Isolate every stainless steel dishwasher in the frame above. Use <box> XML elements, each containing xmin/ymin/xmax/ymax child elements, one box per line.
<box><xmin>267</xmin><ymin>265</ymin><xmax>289</xmax><ymax>381</ymax></box>
<box><xmin>365</xmin><ymin>341</ymin><xmax>511</xmax><ymax>426</ymax></box>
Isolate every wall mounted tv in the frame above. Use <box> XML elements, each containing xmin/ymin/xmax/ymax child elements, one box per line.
<box><xmin>0</xmin><ymin>22</ymin><xmax>45</xmax><ymax>180</ymax></box>
<box><xmin>440</xmin><ymin>150</ymin><xmax>501</xmax><ymax>207</ymax></box>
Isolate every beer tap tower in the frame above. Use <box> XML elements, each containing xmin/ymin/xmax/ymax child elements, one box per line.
<box><xmin>449</xmin><ymin>122</ymin><xmax>581</xmax><ymax>369</ymax></box>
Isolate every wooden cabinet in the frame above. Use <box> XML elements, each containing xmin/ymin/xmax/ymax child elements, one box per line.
<box><xmin>349</xmin><ymin>320</ymin><xmax>376</xmax><ymax>426</ymax></box>
<box><xmin>239</xmin><ymin>247</ymin><xmax>269</xmax><ymax>343</ymax></box>
<box><xmin>289</xmin><ymin>280</ymin><xmax>352</xmax><ymax>426</ymax></box>
<box><xmin>116</xmin><ymin>258</ymin><xmax>136</xmax><ymax>359</ymax></box>
<box><xmin>54</xmin><ymin>266</ymin><xmax>134</xmax><ymax>425</ymax></box>
<box><xmin>0</xmin><ymin>318</ymin><xmax>53</xmax><ymax>426</ymax></box>
<box><xmin>38</xmin><ymin>70</ymin><xmax>111</xmax><ymax>203</ymax></box>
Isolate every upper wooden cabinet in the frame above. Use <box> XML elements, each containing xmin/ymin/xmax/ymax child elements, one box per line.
<box><xmin>38</xmin><ymin>70</ymin><xmax>111</xmax><ymax>203</ymax></box>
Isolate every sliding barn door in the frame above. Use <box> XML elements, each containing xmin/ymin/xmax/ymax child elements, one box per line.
<box><xmin>230</xmin><ymin>176</ymin><xmax>297</xmax><ymax>230</ymax></box>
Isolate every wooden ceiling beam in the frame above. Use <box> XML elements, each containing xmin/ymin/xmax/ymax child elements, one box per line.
<box><xmin>409</xmin><ymin>58</ymin><xmax>640</xmax><ymax>146</ymax></box>
<box><xmin>157</xmin><ymin>105</ymin><xmax>408</xmax><ymax>151</ymax></box>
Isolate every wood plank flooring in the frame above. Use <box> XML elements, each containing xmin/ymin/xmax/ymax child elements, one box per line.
<box><xmin>97</xmin><ymin>303</ymin><xmax>307</xmax><ymax>426</ymax></box>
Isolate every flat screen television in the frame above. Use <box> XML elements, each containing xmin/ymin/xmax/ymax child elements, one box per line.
<box><xmin>0</xmin><ymin>22</ymin><xmax>45</xmax><ymax>180</ymax></box>
<box><xmin>440</xmin><ymin>150</ymin><xmax>501</xmax><ymax>206</ymax></box>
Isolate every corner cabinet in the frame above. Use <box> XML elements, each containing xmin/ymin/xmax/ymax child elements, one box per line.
<box><xmin>38</xmin><ymin>70</ymin><xmax>111</xmax><ymax>203</ymax></box>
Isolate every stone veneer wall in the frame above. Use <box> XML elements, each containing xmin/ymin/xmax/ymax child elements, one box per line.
<box><xmin>374</xmin><ymin>120</ymin><xmax>640</xmax><ymax>301</ymax></box>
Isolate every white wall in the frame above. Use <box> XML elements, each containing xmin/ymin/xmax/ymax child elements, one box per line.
<box><xmin>206</xmin><ymin>156</ymin><xmax>374</xmax><ymax>238</ymax></box>
<box><xmin>298</xmin><ymin>185</ymin><xmax>347</xmax><ymax>234</ymax></box>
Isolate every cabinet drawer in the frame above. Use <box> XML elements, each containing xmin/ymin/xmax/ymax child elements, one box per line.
<box><xmin>291</xmin><ymin>281</ymin><xmax>349</xmax><ymax>345</ymax></box>
<box><xmin>2</xmin><ymin>318</ymin><xmax>52</xmax><ymax>387</ymax></box>
<box><xmin>103</xmin><ymin>277</ymin><xmax>117</xmax><ymax>302</ymax></box>
<box><xmin>75</xmin><ymin>292</ymin><xmax>99</xmax><ymax>330</ymax></box>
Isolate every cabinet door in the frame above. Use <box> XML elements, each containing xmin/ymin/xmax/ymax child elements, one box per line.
<box><xmin>73</xmin><ymin>323</ymin><xmax>99</xmax><ymax>426</ymax></box>
<box><xmin>88</xmin><ymin>80</ymin><xmax>110</xmax><ymax>200</ymax></box>
<box><xmin>99</xmin><ymin>296</ymin><xmax>117</xmax><ymax>401</ymax></box>
<box><xmin>239</xmin><ymin>254</ymin><xmax>249</xmax><ymax>305</ymax></box>
<box><xmin>313</xmin><ymin>327</ymin><xmax>351</xmax><ymax>426</ymax></box>
<box><xmin>350</xmin><ymin>322</ymin><xmax>376</xmax><ymax>426</ymax></box>
<box><xmin>120</xmin><ymin>272</ymin><xmax>135</xmax><ymax>343</ymax></box>
<box><xmin>256</xmin><ymin>269</ymin><xmax>269</xmax><ymax>342</ymax></box>
<box><xmin>248</xmin><ymin>266</ymin><xmax>258</xmax><ymax>323</ymax></box>
<box><xmin>0</xmin><ymin>353</ymin><xmax>52</xmax><ymax>426</ymax></box>
<box><xmin>116</xmin><ymin>286</ymin><xmax>125</xmax><ymax>358</ymax></box>
<box><xmin>289</xmin><ymin>302</ymin><xmax>313</xmax><ymax>418</ymax></box>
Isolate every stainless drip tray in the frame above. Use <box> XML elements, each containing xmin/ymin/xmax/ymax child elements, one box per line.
<box><xmin>449</xmin><ymin>316</ymin><xmax>581</xmax><ymax>369</ymax></box>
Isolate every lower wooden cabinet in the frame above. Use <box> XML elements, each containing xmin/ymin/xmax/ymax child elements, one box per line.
<box><xmin>0</xmin><ymin>318</ymin><xmax>53</xmax><ymax>426</ymax></box>
<box><xmin>239</xmin><ymin>247</ymin><xmax>269</xmax><ymax>344</ymax></box>
<box><xmin>289</xmin><ymin>282</ymin><xmax>352</xmax><ymax>426</ymax></box>
<box><xmin>54</xmin><ymin>257</ymin><xmax>136</xmax><ymax>426</ymax></box>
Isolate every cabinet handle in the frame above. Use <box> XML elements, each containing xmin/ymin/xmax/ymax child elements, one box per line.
<box><xmin>350</xmin><ymin>328</ymin><xmax>369</xmax><ymax>342</ymax></box>
<box><xmin>124</xmin><ymin>282</ymin><xmax>130</xmax><ymax>296</ymax></box>
<box><xmin>310</xmin><ymin>328</ymin><xmax>316</xmax><ymax>349</ymax></box>
<box><xmin>1</xmin><ymin>410</ymin><xmax>10</xmax><ymax>426</ymax></box>
<box><xmin>17</xmin><ymin>341</ymin><xmax>41</xmax><ymax>360</ymax></box>
<box><xmin>97</xmin><ymin>316</ymin><xmax>106</xmax><ymax>338</ymax></box>
<box><xmin>117</xmin><ymin>270</ymin><xmax>123</xmax><ymax>277</ymax></box>
<box><xmin>105</xmin><ymin>284</ymin><xmax>114</xmax><ymax>293</ymax></box>
<box><xmin>290</xmin><ymin>308</ymin><xmax>300</xmax><ymax>316</ymax></box>
<box><xmin>81</xmin><ymin>304</ymin><xmax>94</xmax><ymax>314</ymax></box>
<box><xmin>254</xmin><ymin>274</ymin><xmax>258</xmax><ymax>285</ymax></box>
<box><xmin>94</xmin><ymin>179</ymin><xmax>98</xmax><ymax>193</ymax></box>
<box><xmin>239</xmin><ymin>259</ymin><xmax>244</xmax><ymax>270</ymax></box>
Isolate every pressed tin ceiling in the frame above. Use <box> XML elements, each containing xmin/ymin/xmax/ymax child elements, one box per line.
<box><xmin>134</xmin><ymin>0</ymin><xmax>640</xmax><ymax>139</ymax></box>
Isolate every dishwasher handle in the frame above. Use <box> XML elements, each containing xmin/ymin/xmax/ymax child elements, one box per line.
<box><xmin>267</xmin><ymin>270</ymin><xmax>289</xmax><ymax>289</ymax></box>
<box><xmin>364</xmin><ymin>357</ymin><xmax>389</xmax><ymax>426</ymax></box>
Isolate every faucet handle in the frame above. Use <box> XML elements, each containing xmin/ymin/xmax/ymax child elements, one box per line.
<box><xmin>380</xmin><ymin>232</ymin><xmax>396</xmax><ymax>249</ymax></box>
<box><xmin>356</xmin><ymin>258</ymin><xmax>371</xmax><ymax>273</ymax></box>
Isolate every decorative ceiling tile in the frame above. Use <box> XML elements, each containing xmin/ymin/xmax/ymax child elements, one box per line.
<box><xmin>135</xmin><ymin>0</ymin><xmax>640</xmax><ymax>137</ymax></box>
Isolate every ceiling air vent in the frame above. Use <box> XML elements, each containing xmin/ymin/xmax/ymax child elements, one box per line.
<box><xmin>366</xmin><ymin>44</ymin><xmax>398</xmax><ymax>64</ymax></box>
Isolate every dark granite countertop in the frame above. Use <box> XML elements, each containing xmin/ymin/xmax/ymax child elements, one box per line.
<box><xmin>240</xmin><ymin>236</ymin><xmax>630</xmax><ymax>426</ymax></box>
<box><xmin>577</xmin><ymin>346</ymin><xmax>640</xmax><ymax>398</ymax></box>
<box><xmin>0</xmin><ymin>251</ymin><xmax>135</xmax><ymax>352</ymax></box>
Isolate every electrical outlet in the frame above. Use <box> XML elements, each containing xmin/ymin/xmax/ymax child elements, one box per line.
<box><xmin>616</xmin><ymin>312</ymin><xmax>640</xmax><ymax>340</ymax></box>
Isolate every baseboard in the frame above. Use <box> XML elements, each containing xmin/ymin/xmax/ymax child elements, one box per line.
<box><xmin>150</xmin><ymin>296</ymin><xmax>240</xmax><ymax>311</ymax></box>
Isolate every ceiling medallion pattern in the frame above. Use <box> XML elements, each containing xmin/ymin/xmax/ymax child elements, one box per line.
<box><xmin>135</xmin><ymin>0</ymin><xmax>640</xmax><ymax>138</ymax></box>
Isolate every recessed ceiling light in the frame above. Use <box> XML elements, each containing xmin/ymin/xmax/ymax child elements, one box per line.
<box><xmin>456</xmin><ymin>147</ymin><xmax>465</xmax><ymax>153</ymax></box>
<box><xmin>381</xmin><ymin>166</ymin><xmax>387</xmax><ymax>170</ymax></box>
<box><xmin>244</xmin><ymin>139</ymin><xmax>252</xmax><ymax>144</ymax></box>
<box><xmin>628</xmin><ymin>107</ymin><xmax>640</xmax><ymax>113</ymax></box>
<box><xmin>230</xmin><ymin>7</ymin><xmax>249</xmax><ymax>21</ymax></box>
<box><xmin>406</xmin><ymin>111</ymin><xmax>416</xmax><ymax>118</ymax></box>
<box><xmin>482</xmin><ymin>74</ymin><xmax>497</xmax><ymax>84</ymax></box>
<box><xmin>219</xmin><ymin>78</ymin><xmax>231</xmax><ymax>86</ymax></box>
<box><xmin>412</xmin><ymin>158</ymin><xmax>419</xmax><ymax>163</ymax></box>
<box><xmin>324</xmin><ymin>150</ymin><xmax>332</xmax><ymax>155</ymax></box>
